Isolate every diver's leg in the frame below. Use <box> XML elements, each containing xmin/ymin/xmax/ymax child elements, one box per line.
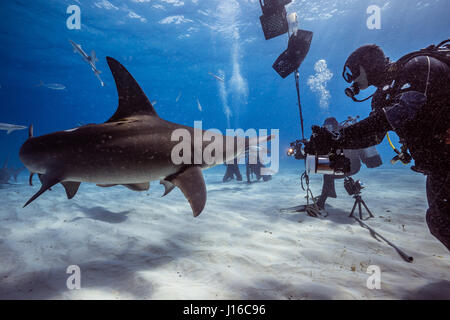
<box><xmin>246</xmin><ymin>164</ymin><xmax>251</xmax><ymax>183</ymax></box>
<box><xmin>235</xmin><ymin>165</ymin><xmax>243</xmax><ymax>181</ymax></box>
<box><xmin>425</xmin><ymin>173</ymin><xmax>450</xmax><ymax>250</ymax></box>
<box><xmin>223</xmin><ymin>166</ymin><xmax>233</xmax><ymax>182</ymax></box>
<box><xmin>254</xmin><ymin>164</ymin><xmax>262</xmax><ymax>181</ymax></box>
<box><xmin>317</xmin><ymin>175</ymin><xmax>336</xmax><ymax>209</ymax></box>
<box><xmin>325</xmin><ymin>175</ymin><xmax>337</xmax><ymax>198</ymax></box>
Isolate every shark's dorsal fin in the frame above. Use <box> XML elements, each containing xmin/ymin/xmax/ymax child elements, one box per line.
<box><xmin>106</xmin><ymin>57</ymin><xmax>158</xmax><ymax>122</ymax></box>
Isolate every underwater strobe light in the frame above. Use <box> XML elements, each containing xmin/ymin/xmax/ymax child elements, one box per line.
<box><xmin>258</xmin><ymin>0</ymin><xmax>313</xmax><ymax>79</ymax></box>
<box><xmin>272</xmin><ymin>29</ymin><xmax>313</xmax><ymax>78</ymax></box>
<box><xmin>259</xmin><ymin>0</ymin><xmax>292</xmax><ymax>40</ymax></box>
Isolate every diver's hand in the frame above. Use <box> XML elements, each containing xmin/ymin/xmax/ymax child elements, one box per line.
<box><xmin>304</xmin><ymin>125</ymin><xmax>338</xmax><ymax>155</ymax></box>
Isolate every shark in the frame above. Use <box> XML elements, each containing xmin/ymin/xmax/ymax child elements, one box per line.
<box><xmin>208</xmin><ymin>72</ymin><xmax>225</xmax><ymax>83</ymax></box>
<box><xmin>0</xmin><ymin>123</ymin><xmax>27</xmax><ymax>135</ymax></box>
<box><xmin>19</xmin><ymin>57</ymin><xmax>272</xmax><ymax>217</ymax></box>
<box><xmin>69</xmin><ymin>39</ymin><xmax>105</xmax><ymax>87</ymax></box>
<box><xmin>36</xmin><ymin>81</ymin><xmax>66</xmax><ymax>90</ymax></box>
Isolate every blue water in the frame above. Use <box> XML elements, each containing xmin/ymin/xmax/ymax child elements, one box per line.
<box><xmin>0</xmin><ymin>0</ymin><xmax>448</xmax><ymax>169</ymax></box>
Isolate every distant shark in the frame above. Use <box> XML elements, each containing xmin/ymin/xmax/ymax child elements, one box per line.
<box><xmin>208</xmin><ymin>72</ymin><xmax>225</xmax><ymax>83</ymax></box>
<box><xmin>19</xmin><ymin>57</ymin><xmax>272</xmax><ymax>216</ymax></box>
<box><xmin>0</xmin><ymin>123</ymin><xmax>27</xmax><ymax>135</ymax></box>
<box><xmin>36</xmin><ymin>81</ymin><xmax>66</xmax><ymax>90</ymax></box>
<box><xmin>69</xmin><ymin>39</ymin><xmax>105</xmax><ymax>87</ymax></box>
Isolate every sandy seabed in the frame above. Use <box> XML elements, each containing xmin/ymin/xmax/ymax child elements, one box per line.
<box><xmin>0</xmin><ymin>165</ymin><xmax>449</xmax><ymax>300</ymax></box>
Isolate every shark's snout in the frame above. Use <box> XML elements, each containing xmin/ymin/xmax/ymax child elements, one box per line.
<box><xmin>19</xmin><ymin>138</ymin><xmax>43</xmax><ymax>174</ymax></box>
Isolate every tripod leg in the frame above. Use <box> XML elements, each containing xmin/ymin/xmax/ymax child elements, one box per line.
<box><xmin>349</xmin><ymin>199</ymin><xmax>358</xmax><ymax>218</ymax></box>
<box><xmin>361</xmin><ymin>199</ymin><xmax>375</xmax><ymax>218</ymax></box>
<box><xmin>358</xmin><ymin>200</ymin><xmax>363</xmax><ymax>220</ymax></box>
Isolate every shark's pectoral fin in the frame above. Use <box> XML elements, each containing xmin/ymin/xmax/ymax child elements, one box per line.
<box><xmin>61</xmin><ymin>181</ymin><xmax>81</xmax><ymax>199</ymax></box>
<box><xmin>24</xmin><ymin>172</ymin><xmax>62</xmax><ymax>207</ymax></box>
<box><xmin>167</xmin><ymin>166</ymin><xmax>206</xmax><ymax>217</ymax></box>
<box><xmin>160</xmin><ymin>180</ymin><xmax>175</xmax><ymax>197</ymax></box>
<box><xmin>122</xmin><ymin>183</ymin><xmax>150</xmax><ymax>192</ymax></box>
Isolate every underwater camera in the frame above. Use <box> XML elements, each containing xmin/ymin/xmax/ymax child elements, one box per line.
<box><xmin>344</xmin><ymin>177</ymin><xmax>365</xmax><ymax>196</ymax></box>
<box><xmin>287</xmin><ymin>140</ymin><xmax>305</xmax><ymax>160</ymax></box>
<box><xmin>305</xmin><ymin>153</ymin><xmax>351</xmax><ymax>176</ymax></box>
<box><xmin>288</xmin><ymin>139</ymin><xmax>351</xmax><ymax>175</ymax></box>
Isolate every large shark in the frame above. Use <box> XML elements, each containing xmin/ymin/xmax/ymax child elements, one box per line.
<box><xmin>20</xmin><ymin>57</ymin><xmax>272</xmax><ymax>216</ymax></box>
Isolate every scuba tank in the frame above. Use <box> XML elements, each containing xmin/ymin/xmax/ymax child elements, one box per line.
<box><xmin>387</xmin><ymin>39</ymin><xmax>450</xmax><ymax>76</ymax></box>
<box><xmin>384</xmin><ymin>39</ymin><xmax>450</xmax><ymax>166</ymax></box>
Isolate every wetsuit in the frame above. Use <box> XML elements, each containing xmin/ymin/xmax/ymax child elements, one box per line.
<box><xmin>223</xmin><ymin>158</ymin><xmax>242</xmax><ymax>182</ymax></box>
<box><xmin>338</xmin><ymin>56</ymin><xmax>450</xmax><ymax>249</ymax></box>
<box><xmin>246</xmin><ymin>154</ymin><xmax>272</xmax><ymax>183</ymax></box>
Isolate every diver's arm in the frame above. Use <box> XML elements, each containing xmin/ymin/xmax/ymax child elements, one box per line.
<box><xmin>338</xmin><ymin>111</ymin><xmax>390</xmax><ymax>149</ymax></box>
<box><xmin>340</xmin><ymin>87</ymin><xmax>428</xmax><ymax>150</ymax></box>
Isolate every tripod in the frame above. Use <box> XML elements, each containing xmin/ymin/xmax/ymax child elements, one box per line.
<box><xmin>349</xmin><ymin>192</ymin><xmax>374</xmax><ymax>220</ymax></box>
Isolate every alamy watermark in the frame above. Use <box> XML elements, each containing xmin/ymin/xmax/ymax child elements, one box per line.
<box><xmin>66</xmin><ymin>5</ymin><xmax>81</xmax><ymax>30</ymax></box>
<box><xmin>367</xmin><ymin>5</ymin><xmax>381</xmax><ymax>30</ymax></box>
<box><xmin>66</xmin><ymin>265</ymin><xmax>81</xmax><ymax>290</ymax></box>
<box><xmin>170</xmin><ymin>121</ymin><xmax>279</xmax><ymax>176</ymax></box>
<box><xmin>366</xmin><ymin>265</ymin><xmax>381</xmax><ymax>290</ymax></box>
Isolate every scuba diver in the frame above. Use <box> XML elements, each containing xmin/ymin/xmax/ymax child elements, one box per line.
<box><xmin>305</xmin><ymin>40</ymin><xmax>450</xmax><ymax>250</ymax></box>
<box><xmin>316</xmin><ymin>117</ymin><xmax>382</xmax><ymax>209</ymax></box>
<box><xmin>223</xmin><ymin>158</ymin><xmax>243</xmax><ymax>182</ymax></box>
<box><xmin>246</xmin><ymin>154</ymin><xmax>272</xmax><ymax>183</ymax></box>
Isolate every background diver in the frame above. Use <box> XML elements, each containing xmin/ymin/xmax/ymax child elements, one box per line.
<box><xmin>245</xmin><ymin>151</ymin><xmax>272</xmax><ymax>184</ymax></box>
<box><xmin>316</xmin><ymin>117</ymin><xmax>382</xmax><ymax>209</ymax></box>
<box><xmin>305</xmin><ymin>40</ymin><xmax>450</xmax><ymax>250</ymax></box>
<box><xmin>223</xmin><ymin>158</ymin><xmax>243</xmax><ymax>182</ymax></box>
<box><xmin>223</xmin><ymin>150</ymin><xmax>272</xmax><ymax>184</ymax></box>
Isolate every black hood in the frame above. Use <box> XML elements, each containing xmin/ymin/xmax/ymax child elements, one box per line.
<box><xmin>343</xmin><ymin>44</ymin><xmax>388</xmax><ymax>87</ymax></box>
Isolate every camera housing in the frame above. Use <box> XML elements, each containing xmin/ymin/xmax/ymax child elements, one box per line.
<box><xmin>344</xmin><ymin>177</ymin><xmax>364</xmax><ymax>195</ymax></box>
<box><xmin>287</xmin><ymin>140</ymin><xmax>305</xmax><ymax>160</ymax></box>
<box><xmin>305</xmin><ymin>153</ymin><xmax>351</xmax><ymax>176</ymax></box>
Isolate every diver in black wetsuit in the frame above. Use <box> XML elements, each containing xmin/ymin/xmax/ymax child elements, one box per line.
<box><xmin>223</xmin><ymin>158</ymin><xmax>242</xmax><ymax>182</ymax></box>
<box><xmin>305</xmin><ymin>41</ymin><xmax>450</xmax><ymax>250</ymax></box>
<box><xmin>246</xmin><ymin>155</ymin><xmax>272</xmax><ymax>183</ymax></box>
<box><xmin>316</xmin><ymin>117</ymin><xmax>382</xmax><ymax>209</ymax></box>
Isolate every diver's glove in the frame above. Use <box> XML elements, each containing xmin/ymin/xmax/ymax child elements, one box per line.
<box><xmin>304</xmin><ymin>125</ymin><xmax>340</xmax><ymax>155</ymax></box>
